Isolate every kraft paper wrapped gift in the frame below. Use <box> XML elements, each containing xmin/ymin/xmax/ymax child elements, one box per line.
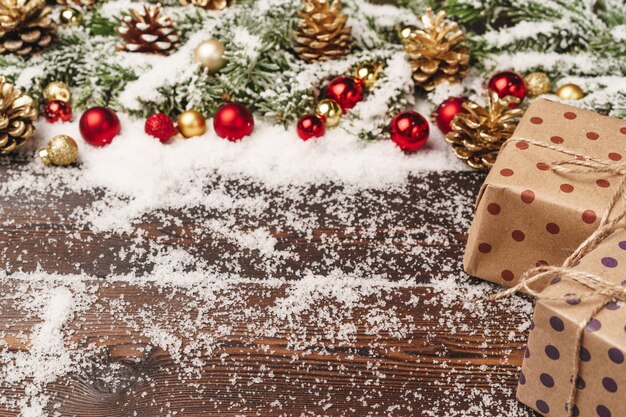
<box><xmin>516</xmin><ymin>228</ymin><xmax>626</xmax><ymax>417</ymax></box>
<box><xmin>464</xmin><ymin>99</ymin><xmax>626</xmax><ymax>287</ymax></box>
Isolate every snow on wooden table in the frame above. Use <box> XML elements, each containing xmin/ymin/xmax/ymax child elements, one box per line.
<box><xmin>0</xmin><ymin>155</ymin><xmax>538</xmax><ymax>416</ymax></box>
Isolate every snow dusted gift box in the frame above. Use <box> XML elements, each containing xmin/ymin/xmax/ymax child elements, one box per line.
<box><xmin>464</xmin><ymin>98</ymin><xmax>626</xmax><ymax>287</ymax></box>
<box><xmin>513</xmin><ymin>228</ymin><xmax>626</xmax><ymax>417</ymax></box>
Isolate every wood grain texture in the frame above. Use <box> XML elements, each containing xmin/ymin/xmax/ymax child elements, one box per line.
<box><xmin>0</xmin><ymin>161</ymin><xmax>539</xmax><ymax>417</ymax></box>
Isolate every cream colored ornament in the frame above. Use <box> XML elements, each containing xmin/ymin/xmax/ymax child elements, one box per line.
<box><xmin>177</xmin><ymin>109</ymin><xmax>207</xmax><ymax>138</ymax></box>
<box><xmin>39</xmin><ymin>135</ymin><xmax>78</xmax><ymax>166</ymax></box>
<box><xmin>43</xmin><ymin>81</ymin><xmax>71</xmax><ymax>103</ymax></box>
<box><xmin>556</xmin><ymin>83</ymin><xmax>584</xmax><ymax>100</ymax></box>
<box><xmin>193</xmin><ymin>39</ymin><xmax>226</xmax><ymax>74</ymax></box>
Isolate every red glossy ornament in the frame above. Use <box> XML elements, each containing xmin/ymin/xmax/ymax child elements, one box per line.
<box><xmin>488</xmin><ymin>71</ymin><xmax>526</xmax><ymax>106</ymax></box>
<box><xmin>389</xmin><ymin>111</ymin><xmax>429</xmax><ymax>152</ymax></box>
<box><xmin>433</xmin><ymin>97</ymin><xmax>467</xmax><ymax>134</ymax></box>
<box><xmin>325</xmin><ymin>76</ymin><xmax>364</xmax><ymax>110</ymax></box>
<box><xmin>297</xmin><ymin>114</ymin><xmax>325</xmax><ymax>141</ymax></box>
<box><xmin>43</xmin><ymin>100</ymin><xmax>72</xmax><ymax>123</ymax></box>
<box><xmin>79</xmin><ymin>107</ymin><xmax>121</xmax><ymax>147</ymax></box>
<box><xmin>213</xmin><ymin>102</ymin><xmax>254</xmax><ymax>141</ymax></box>
<box><xmin>145</xmin><ymin>113</ymin><xmax>177</xmax><ymax>143</ymax></box>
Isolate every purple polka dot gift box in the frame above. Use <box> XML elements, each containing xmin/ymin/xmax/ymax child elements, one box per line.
<box><xmin>517</xmin><ymin>229</ymin><xmax>626</xmax><ymax>417</ymax></box>
<box><xmin>464</xmin><ymin>99</ymin><xmax>626</xmax><ymax>288</ymax></box>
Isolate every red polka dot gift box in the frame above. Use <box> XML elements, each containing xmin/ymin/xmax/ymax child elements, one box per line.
<box><xmin>464</xmin><ymin>99</ymin><xmax>626</xmax><ymax>287</ymax></box>
<box><xmin>517</xmin><ymin>229</ymin><xmax>626</xmax><ymax>417</ymax></box>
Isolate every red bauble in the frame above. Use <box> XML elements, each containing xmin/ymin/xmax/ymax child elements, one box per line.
<box><xmin>43</xmin><ymin>100</ymin><xmax>72</xmax><ymax>123</ymax></box>
<box><xmin>389</xmin><ymin>111</ymin><xmax>429</xmax><ymax>152</ymax></box>
<box><xmin>325</xmin><ymin>76</ymin><xmax>364</xmax><ymax>110</ymax></box>
<box><xmin>488</xmin><ymin>71</ymin><xmax>526</xmax><ymax>106</ymax></box>
<box><xmin>297</xmin><ymin>114</ymin><xmax>325</xmax><ymax>141</ymax></box>
<box><xmin>433</xmin><ymin>97</ymin><xmax>468</xmax><ymax>134</ymax></box>
<box><xmin>213</xmin><ymin>102</ymin><xmax>254</xmax><ymax>141</ymax></box>
<box><xmin>145</xmin><ymin>113</ymin><xmax>177</xmax><ymax>143</ymax></box>
<box><xmin>79</xmin><ymin>107</ymin><xmax>121</xmax><ymax>147</ymax></box>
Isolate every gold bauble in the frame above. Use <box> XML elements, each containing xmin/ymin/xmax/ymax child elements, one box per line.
<box><xmin>397</xmin><ymin>24</ymin><xmax>417</xmax><ymax>43</ymax></box>
<box><xmin>59</xmin><ymin>7</ymin><xmax>83</xmax><ymax>27</ymax></box>
<box><xmin>38</xmin><ymin>135</ymin><xmax>78</xmax><ymax>166</ymax></box>
<box><xmin>556</xmin><ymin>83</ymin><xmax>585</xmax><ymax>100</ymax></box>
<box><xmin>43</xmin><ymin>81</ymin><xmax>71</xmax><ymax>103</ymax></box>
<box><xmin>524</xmin><ymin>72</ymin><xmax>552</xmax><ymax>97</ymax></box>
<box><xmin>193</xmin><ymin>39</ymin><xmax>226</xmax><ymax>74</ymax></box>
<box><xmin>315</xmin><ymin>99</ymin><xmax>342</xmax><ymax>128</ymax></box>
<box><xmin>354</xmin><ymin>62</ymin><xmax>382</xmax><ymax>90</ymax></box>
<box><xmin>177</xmin><ymin>109</ymin><xmax>207</xmax><ymax>138</ymax></box>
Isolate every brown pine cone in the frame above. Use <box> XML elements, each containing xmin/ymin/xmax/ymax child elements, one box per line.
<box><xmin>404</xmin><ymin>8</ymin><xmax>469</xmax><ymax>91</ymax></box>
<box><xmin>445</xmin><ymin>91</ymin><xmax>525</xmax><ymax>170</ymax></box>
<box><xmin>294</xmin><ymin>0</ymin><xmax>354</xmax><ymax>62</ymax></box>
<box><xmin>0</xmin><ymin>76</ymin><xmax>37</xmax><ymax>155</ymax></box>
<box><xmin>116</xmin><ymin>5</ymin><xmax>180</xmax><ymax>55</ymax></box>
<box><xmin>179</xmin><ymin>0</ymin><xmax>234</xmax><ymax>10</ymax></box>
<box><xmin>0</xmin><ymin>0</ymin><xmax>56</xmax><ymax>57</ymax></box>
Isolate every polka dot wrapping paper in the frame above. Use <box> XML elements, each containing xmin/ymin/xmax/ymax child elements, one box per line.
<box><xmin>517</xmin><ymin>229</ymin><xmax>626</xmax><ymax>417</ymax></box>
<box><xmin>464</xmin><ymin>99</ymin><xmax>626</xmax><ymax>288</ymax></box>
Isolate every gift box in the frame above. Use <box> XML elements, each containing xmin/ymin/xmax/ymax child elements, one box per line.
<box><xmin>464</xmin><ymin>99</ymin><xmax>626</xmax><ymax>287</ymax></box>
<box><xmin>516</xmin><ymin>228</ymin><xmax>626</xmax><ymax>417</ymax></box>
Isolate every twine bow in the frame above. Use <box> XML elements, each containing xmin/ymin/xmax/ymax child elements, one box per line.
<box><xmin>492</xmin><ymin>137</ymin><xmax>626</xmax><ymax>416</ymax></box>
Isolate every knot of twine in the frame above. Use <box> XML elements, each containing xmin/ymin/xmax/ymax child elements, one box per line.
<box><xmin>492</xmin><ymin>137</ymin><xmax>626</xmax><ymax>416</ymax></box>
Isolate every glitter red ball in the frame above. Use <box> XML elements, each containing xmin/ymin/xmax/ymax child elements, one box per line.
<box><xmin>389</xmin><ymin>111</ymin><xmax>429</xmax><ymax>152</ymax></box>
<box><xmin>297</xmin><ymin>114</ymin><xmax>325</xmax><ymax>141</ymax></box>
<box><xmin>433</xmin><ymin>97</ymin><xmax>467</xmax><ymax>134</ymax></box>
<box><xmin>43</xmin><ymin>100</ymin><xmax>72</xmax><ymax>123</ymax></box>
<box><xmin>325</xmin><ymin>76</ymin><xmax>364</xmax><ymax>110</ymax></box>
<box><xmin>79</xmin><ymin>107</ymin><xmax>121</xmax><ymax>147</ymax></box>
<box><xmin>145</xmin><ymin>113</ymin><xmax>177</xmax><ymax>143</ymax></box>
<box><xmin>213</xmin><ymin>102</ymin><xmax>254</xmax><ymax>141</ymax></box>
<box><xmin>488</xmin><ymin>71</ymin><xmax>526</xmax><ymax>106</ymax></box>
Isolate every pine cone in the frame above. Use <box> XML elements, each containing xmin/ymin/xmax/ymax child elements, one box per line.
<box><xmin>445</xmin><ymin>91</ymin><xmax>525</xmax><ymax>170</ymax></box>
<box><xmin>116</xmin><ymin>5</ymin><xmax>180</xmax><ymax>55</ymax></box>
<box><xmin>404</xmin><ymin>8</ymin><xmax>469</xmax><ymax>91</ymax></box>
<box><xmin>0</xmin><ymin>77</ymin><xmax>37</xmax><ymax>155</ymax></box>
<box><xmin>179</xmin><ymin>0</ymin><xmax>234</xmax><ymax>10</ymax></box>
<box><xmin>55</xmin><ymin>0</ymin><xmax>97</xmax><ymax>9</ymax></box>
<box><xmin>0</xmin><ymin>0</ymin><xmax>56</xmax><ymax>57</ymax></box>
<box><xmin>294</xmin><ymin>0</ymin><xmax>354</xmax><ymax>62</ymax></box>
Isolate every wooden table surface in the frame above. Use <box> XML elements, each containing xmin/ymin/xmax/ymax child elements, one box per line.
<box><xmin>0</xmin><ymin>159</ymin><xmax>539</xmax><ymax>417</ymax></box>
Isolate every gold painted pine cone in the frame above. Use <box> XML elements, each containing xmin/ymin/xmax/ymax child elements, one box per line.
<box><xmin>403</xmin><ymin>8</ymin><xmax>469</xmax><ymax>91</ymax></box>
<box><xmin>0</xmin><ymin>0</ymin><xmax>56</xmax><ymax>57</ymax></box>
<box><xmin>0</xmin><ymin>76</ymin><xmax>38</xmax><ymax>155</ymax></box>
<box><xmin>55</xmin><ymin>0</ymin><xmax>98</xmax><ymax>9</ymax></box>
<box><xmin>445</xmin><ymin>91</ymin><xmax>525</xmax><ymax>170</ymax></box>
<box><xmin>116</xmin><ymin>5</ymin><xmax>180</xmax><ymax>55</ymax></box>
<box><xmin>179</xmin><ymin>0</ymin><xmax>234</xmax><ymax>10</ymax></box>
<box><xmin>294</xmin><ymin>0</ymin><xmax>354</xmax><ymax>62</ymax></box>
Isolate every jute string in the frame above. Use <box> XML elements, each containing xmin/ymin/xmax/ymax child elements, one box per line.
<box><xmin>491</xmin><ymin>137</ymin><xmax>626</xmax><ymax>416</ymax></box>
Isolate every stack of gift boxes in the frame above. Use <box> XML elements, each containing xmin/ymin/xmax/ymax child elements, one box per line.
<box><xmin>464</xmin><ymin>99</ymin><xmax>626</xmax><ymax>417</ymax></box>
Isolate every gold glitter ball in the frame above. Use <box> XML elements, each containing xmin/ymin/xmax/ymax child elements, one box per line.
<box><xmin>43</xmin><ymin>81</ymin><xmax>71</xmax><ymax>103</ymax></box>
<box><xmin>524</xmin><ymin>71</ymin><xmax>552</xmax><ymax>97</ymax></box>
<box><xmin>354</xmin><ymin>62</ymin><xmax>382</xmax><ymax>90</ymax></box>
<box><xmin>315</xmin><ymin>99</ymin><xmax>342</xmax><ymax>127</ymax></box>
<box><xmin>193</xmin><ymin>39</ymin><xmax>226</xmax><ymax>74</ymax></box>
<box><xmin>39</xmin><ymin>135</ymin><xmax>78</xmax><ymax>166</ymax></box>
<box><xmin>556</xmin><ymin>83</ymin><xmax>585</xmax><ymax>100</ymax></box>
<box><xmin>59</xmin><ymin>7</ymin><xmax>83</xmax><ymax>27</ymax></box>
<box><xmin>177</xmin><ymin>109</ymin><xmax>207</xmax><ymax>138</ymax></box>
